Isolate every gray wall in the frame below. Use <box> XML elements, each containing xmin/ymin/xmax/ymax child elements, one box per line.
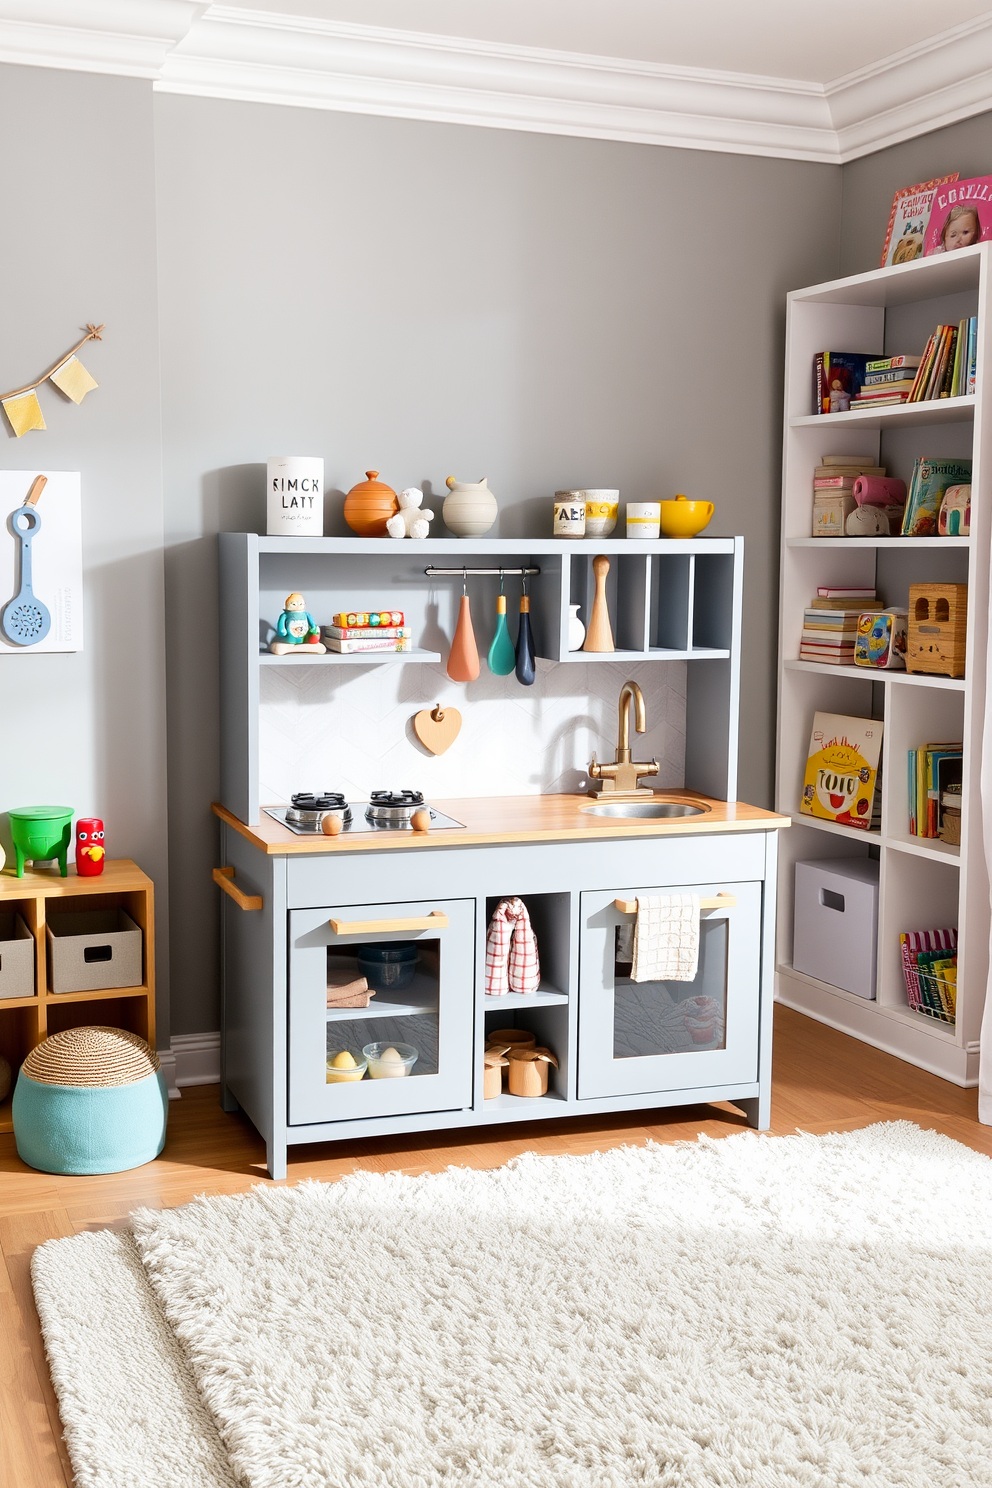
<box><xmin>841</xmin><ymin>112</ymin><xmax>992</xmax><ymax>275</ymax></box>
<box><xmin>0</xmin><ymin>66</ymin><xmax>170</xmax><ymax>1038</ymax></box>
<box><xmin>155</xmin><ymin>94</ymin><xmax>840</xmax><ymax>1034</ymax></box>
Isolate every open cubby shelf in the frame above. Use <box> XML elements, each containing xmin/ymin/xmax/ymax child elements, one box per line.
<box><xmin>0</xmin><ymin>861</ymin><xmax>155</xmax><ymax>1133</ymax></box>
<box><xmin>220</xmin><ymin>533</ymin><xmax>743</xmax><ymax>825</ymax></box>
<box><xmin>775</xmin><ymin>246</ymin><xmax>989</xmax><ymax>1085</ymax></box>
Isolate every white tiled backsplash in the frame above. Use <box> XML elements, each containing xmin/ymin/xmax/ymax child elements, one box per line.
<box><xmin>259</xmin><ymin>659</ymin><xmax>686</xmax><ymax>803</ymax></box>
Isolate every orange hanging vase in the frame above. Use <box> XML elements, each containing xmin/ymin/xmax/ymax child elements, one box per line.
<box><xmin>447</xmin><ymin>594</ymin><xmax>480</xmax><ymax>681</ymax></box>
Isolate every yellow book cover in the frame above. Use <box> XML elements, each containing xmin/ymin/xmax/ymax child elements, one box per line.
<box><xmin>800</xmin><ymin>711</ymin><xmax>883</xmax><ymax>831</ymax></box>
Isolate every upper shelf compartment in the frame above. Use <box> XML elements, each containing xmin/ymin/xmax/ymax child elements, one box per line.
<box><xmin>790</xmin><ymin>395</ymin><xmax>975</xmax><ymax>430</ymax></box>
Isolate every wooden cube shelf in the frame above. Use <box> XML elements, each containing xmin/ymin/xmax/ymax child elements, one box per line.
<box><xmin>0</xmin><ymin>859</ymin><xmax>155</xmax><ymax>1133</ymax></box>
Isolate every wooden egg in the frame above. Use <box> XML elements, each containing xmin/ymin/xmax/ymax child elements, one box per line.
<box><xmin>343</xmin><ymin>470</ymin><xmax>399</xmax><ymax>537</ymax></box>
<box><xmin>411</xmin><ymin>808</ymin><xmax>432</xmax><ymax>833</ymax></box>
<box><xmin>321</xmin><ymin>812</ymin><xmax>343</xmax><ymax>836</ymax></box>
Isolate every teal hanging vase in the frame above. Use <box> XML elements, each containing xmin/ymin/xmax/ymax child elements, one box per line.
<box><xmin>487</xmin><ymin>576</ymin><xmax>516</xmax><ymax>676</ymax></box>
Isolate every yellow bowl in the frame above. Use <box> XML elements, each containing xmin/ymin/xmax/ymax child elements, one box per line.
<box><xmin>659</xmin><ymin>495</ymin><xmax>714</xmax><ymax>538</ymax></box>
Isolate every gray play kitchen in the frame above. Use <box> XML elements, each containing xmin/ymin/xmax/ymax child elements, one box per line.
<box><xmin>215</xmin><ymin>532</ymin><xmax>786</xmax><ymax>1178</ymax></box>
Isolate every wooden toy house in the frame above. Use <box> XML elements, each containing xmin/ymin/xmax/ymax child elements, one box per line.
<box><xmin>906</xmin><ymin>583</ymin><xmax>968</xmax><ymax>679</ymax></box>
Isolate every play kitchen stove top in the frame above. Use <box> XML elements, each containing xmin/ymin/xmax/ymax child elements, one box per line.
<box><xmin>266</xmin><ymin>790</ymin><xmax>466</xmax><ymax>836</ymax></box>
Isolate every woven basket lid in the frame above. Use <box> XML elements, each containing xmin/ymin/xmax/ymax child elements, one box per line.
<box><xmin>22</xmin><ymin>1027</ymin><xmax>160</xmax><ymax>1088</ymax></box>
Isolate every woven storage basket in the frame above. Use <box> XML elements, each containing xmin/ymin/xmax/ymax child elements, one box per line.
<box><xmin>22</xmin><ymin>1026</ymin><xmax>159</xmax><ymax>1087</ymax></box>
<box><xmin>13</xmin><ymin>1025</ymin><xmax>167</xmax><ymax>1175</ymax></box>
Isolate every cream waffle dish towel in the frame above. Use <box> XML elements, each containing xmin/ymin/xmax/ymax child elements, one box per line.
<box><xmin>630</xmin><ymin>895</ymin><xmax>700</xmax><ymax>983</ymax></box>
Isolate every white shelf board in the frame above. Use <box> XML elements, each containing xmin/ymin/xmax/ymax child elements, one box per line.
<box><xmin>479</xmin><ymin>1091</ymin><xmax>569</xmax><ymax>1119</ymax></box>
<box><xmin>788</xmin><ymin>243</ymin><xmax>982</xmax><ymax>308</ymax></box>
<box><xmin>776</xmin><ymin>962</ymin><xmax>879</xmax><ymax>1008</ymax></box>
<box><xmin>786</xmin><ymin>537</ymin><xmax>970</xmax><ymax>549</ymax></box>
<box><xmin>260</xmin><ymin>648</ymin><xmax>441</xmax><ymax>666</ymax></box>
<box><xmin>777</xmin><ymin>963</ymin><xmax>959</xmax><ymax>1043</ymax></box>
<box><xmin>787</xmin><ymin>812</ymin><xmax>881</xmax><ymax>845</ymax></box>
<box><xmin>790</xmin><ymin>396</ymin><xmax>974</xmax><ymax>430</ymax></box>
<box><xmin>879</xmin><ymin>1002</ymin><xmax>957</xmax><ymax>1041</ymax></box>
<box><xmin>885</xmin><ymin>833</ymin><xmax>961</xmax><ymax>865</ymax></box>
<box><xmin>482</xmin><ymin>987</ymin><xmax>568</xmax><ymax>1010</ymax></box>
<box><xmin>256</xmin><ymin>536</ymin><xmax>737</xmax><ymax>556</ymax></box>
<box><xmin>783</xmin><ymin>660</ymin><xmax>967</xmax><ymax>690</ymax></box>
<box><xmin>557</xmin><ymin>646</ymin><xmax>730</xmax><ymax>664</ymax></box>
<box><xmin>326</xmin><ymin>987</ymin><xmax>438</xmax><ymax>1022</ymax></box>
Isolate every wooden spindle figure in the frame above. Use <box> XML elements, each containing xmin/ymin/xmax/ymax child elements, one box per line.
<box><xmin>582</xmin><ymin>554</ymin><xmax>615</xmax><ymax>652</ymax></box>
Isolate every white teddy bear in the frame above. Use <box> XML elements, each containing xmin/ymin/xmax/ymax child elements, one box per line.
<box><xmin>387</xmin><ymin>487</ymin><xmax>434</xmax><ymax>540</ymax></box>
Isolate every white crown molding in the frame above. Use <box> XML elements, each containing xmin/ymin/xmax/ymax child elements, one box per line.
<box><xmin>0</xmin><ymin>0</ymin><xmax>203</xmax><ymax>79</ymax></box>
<box><xmin>2</xmin><ymin>0</ymin><xmax>992</xmax><ymax>164</ymax></box>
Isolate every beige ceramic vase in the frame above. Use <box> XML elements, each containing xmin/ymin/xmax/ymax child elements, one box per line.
<box><xmin>443</xmin><ymin>477</ymin><xmax>498</xmax><ymax>537</ymax></box>
<box><xmin>344</xmin><ymin>471</ymin><xmax>399</xmax><ymax>537</ymax></box>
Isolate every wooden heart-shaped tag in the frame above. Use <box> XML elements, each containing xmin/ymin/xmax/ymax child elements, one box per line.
<box><xmin>413</xmin><ymin>704</ymin><xmax>462</xmax><ymax>755</ymax></box>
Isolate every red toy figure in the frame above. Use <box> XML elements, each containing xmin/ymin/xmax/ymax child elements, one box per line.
<box><xmin>75</xmin><ymin>817</ymin><xmax>106</xmax><ymax>876</ymax></box>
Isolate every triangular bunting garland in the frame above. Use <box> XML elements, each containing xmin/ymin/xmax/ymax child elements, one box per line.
<box><xmin>0</xmin><ymin>324</ymin><xmax>104</xmax><ymax>436</ymax></box>
<box><xmin>49</xmin><ymin>354</ymin><xmax>98</xmax><ymax>405</ymax></box>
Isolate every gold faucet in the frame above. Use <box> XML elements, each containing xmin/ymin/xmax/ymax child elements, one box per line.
<box><xmin>588</xmin><ymin>680</ymin><xmax>660</xmax><ymax>797</ymax></box>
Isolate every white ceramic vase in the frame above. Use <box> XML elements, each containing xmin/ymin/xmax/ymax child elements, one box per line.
<box><xmin>443</xmin><ymin>477</ymin><xmax>498</xmax><ymax>537</ymax></box>
<box><xmin>567</xmin><ymin>604</ymin><xmax>586</xmax><ymax>651</ymax></box>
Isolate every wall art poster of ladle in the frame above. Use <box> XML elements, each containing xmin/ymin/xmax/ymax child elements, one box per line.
<box><xmin>0</xmin><ymin>471</ymin><xmax>82</xmax><ymax>652</ymax></box>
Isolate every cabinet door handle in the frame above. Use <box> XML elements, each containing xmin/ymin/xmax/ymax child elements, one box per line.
<box><xmin>328</xmin><ymin>910</ymin><xmax>449</xmax><ymax>936</ymax></box>
<box><xmin>213</xmin><ymin>866</ymin><xmax>263</xmax><ymax>911</ymax></box>
<box><xmin>613</xmin><ymin>892</ymin><xmax>736</xmax><ymax>914</ymax></box>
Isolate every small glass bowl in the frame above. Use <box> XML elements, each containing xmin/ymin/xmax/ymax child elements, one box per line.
<box><xmin>363</xmin><ymin>1041</ymin><xmax>418</xmax><ymax>1078</ymax></box>
<box><xmin>358</xmin><ymin>943</ymin><xmax>418</xmax><ymax>992</ymax></box>
<box><xmin>326</xmin><ymin>1050</ymin><xmax>368</xmax><ymax>1083</ymax></box>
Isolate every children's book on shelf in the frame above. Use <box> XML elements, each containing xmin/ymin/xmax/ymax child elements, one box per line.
<box><xmin>900</xmin><ymin>457</ymin><xmax>972</xmax><ymax>535</ymax></box>
<box><xmin>812</xmin><ymin>353</ymin><xmax>871</xmax><ymax>414</ymax></box>
<box><xmin>880</xmin><ymin>176</ymin><xmax>958</xmax><ymax>266</ymax></box>
<box><xmin>800</xmin><ymin>712</ymin><xmax>882</xmax><ymax>830</ymax></box>
<box><xmin>907</xmin><ymin>743</ymin><xmax>962</xmax><ymax>837</ymax></box>
<box><xmin>924</xmin><ymin>177</ymin><xmax>992</xmax><ymax>255</ymax></box>
<box><xmin>800</xmin><ymin>592</ymin><xmax>878</xmax><ymax>665</ymax></box>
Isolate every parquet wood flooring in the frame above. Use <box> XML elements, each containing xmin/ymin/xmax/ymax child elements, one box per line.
<box><xmin>2</xmin><ymin>1005</ymin><xmax>988</xmax><ymax>1485</ymax></box>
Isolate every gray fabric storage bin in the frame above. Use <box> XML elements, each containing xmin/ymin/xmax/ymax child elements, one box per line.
<box><xmin>0</xmin><ymin>912</ymin><xmax>35</xmax><ymax>998</ymax></box>
<box><xmin>46</xmin><ymin>909</ymin><xmax>142</xmax><ymax>994</ymax></box>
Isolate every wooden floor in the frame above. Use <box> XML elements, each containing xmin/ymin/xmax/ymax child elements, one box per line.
<box><xmin>3</xmin><ymin>1004</ymin><xmax>990</xmax><ymax>1486</ymax></box>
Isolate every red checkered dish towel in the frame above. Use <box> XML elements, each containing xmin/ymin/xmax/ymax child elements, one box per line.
<box><xmin>485</xmin><ymin>897</ymin><xmax>541</xmax><ymax>995</ymax></box>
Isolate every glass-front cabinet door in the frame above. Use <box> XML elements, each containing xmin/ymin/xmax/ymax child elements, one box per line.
<box><xmin>288</xmin><ymin>897</ymin><xmax>474</xmax><ymax>1125</ymax></box>
<box><xmin>578</xmin><ymin>881</ymin><xmax>761</xmax><ymax>1100</ymax></box>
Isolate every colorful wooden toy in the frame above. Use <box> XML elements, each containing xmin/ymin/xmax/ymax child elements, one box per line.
<box><xmin>269</xmin><ymin>593</ymin><xmax>326</xmax><ymax>656</ymax></box>
<box><xmin>938</xmin><ymin>484</ymin><xmax>971</xmax><ymax>536</ymax></box>
<box><xmin>75</xmin><ymin>817</ymin><xmax>106</xmax><ymax>876</ymax></box>
<box><xmin>854</xmin><ymin>611</ymin><xmax>908</xmax><ymax>670</ymax></box>
<box><xmin>906</xmin><ymin>583</ymin><xmax>967</xmax><ymax>678</ymax></box>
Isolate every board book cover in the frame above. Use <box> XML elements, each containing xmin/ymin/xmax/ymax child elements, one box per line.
<box><xmin>881</xmin><ymin>176</ymin><xmax>958</xmax><ymax>266</ymax></box>
<box><xmin>800</xmin><ymin>712</ymin><xmax>882</xmax><ymax>830</ymax></box>
<box><xmin>901</xmin><ymin>457</ymin><xmax>972</xmax><ymax>535</ymax></box>
<box><xmin>924</xmin><ymin>177</ymin><xmax>992</xmax><ymax>255</ymax></box>
<box><xmin>813</xmin><ymin>353</ymin><xmax>871</xmax><ymax>414</ymax></box>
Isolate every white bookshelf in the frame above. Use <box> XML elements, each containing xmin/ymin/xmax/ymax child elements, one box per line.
<box><xmin>775</xmin><ymin>244</ymin><xmax>992</xmax><ymax>1087</ymax></box>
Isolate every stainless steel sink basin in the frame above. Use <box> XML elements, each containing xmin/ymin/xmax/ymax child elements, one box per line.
<box><xmin>581</xmin><ymin>800</ymin><xmax>708</xmax><ymax>819</ymax></box>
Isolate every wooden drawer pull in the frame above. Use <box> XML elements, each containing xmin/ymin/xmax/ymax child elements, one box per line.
<box><xmin>328</xmin><ymin>910</ymin><xmax>449</xmax><ymax>936</ymax></box>
<box><xmin>613</xmin><ymin>892</ymin><xmax>737</xmax><ymax>914</ymax></box>
<box><xmin>213</xmin><ymin>866</ymin><xmax>263</xmax><ymax>911</ymax></box>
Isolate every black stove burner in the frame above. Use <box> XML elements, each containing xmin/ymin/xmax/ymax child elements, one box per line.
<box><xmin>368</xmin><ymin>790</ymin><xmax>425</xmax><ymax>808</ymax></box>
<box><xmin>291</xmin><ymin>791</ymin><xmax>348</xmax><ymax>810</ymax></box>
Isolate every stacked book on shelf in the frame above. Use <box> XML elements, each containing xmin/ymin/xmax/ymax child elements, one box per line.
<box><xmin>812</xmin><ymin>454</ymin><xmax>886</xmax><ymax>535</ymax></box>
<box><xmin>907</xmin><ymin>743</ymin><xmax>962</xmax><ymax>838</ymax></box>
<box><xmin>321</xmin><ymin>610</ymin><xmax>412</xmax><ymax>654</ymax></box>
<box><xmin>851</xmin><ymin>354</ymin><xmax>921</xmax><ymax>409</ymax></box>
<box><xmin>800</xmin><ymin>587</ymin><xmax>877</xmax><ymax>665</ymax></box>
<box><xmin>900</xmin><ymin>928</ymin><xmax>957</xmax><ymax>1024</ymax></box>
<box><xmin>905</xmin><ymin>318</ymin><xmax>977</xmax><ymax>403</ymax></box>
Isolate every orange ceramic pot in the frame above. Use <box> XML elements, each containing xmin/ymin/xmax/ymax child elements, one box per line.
<box><xmin>344</xmin><ymin>471</ymin><xmax>399</xmax><ymax>537</ymax></box>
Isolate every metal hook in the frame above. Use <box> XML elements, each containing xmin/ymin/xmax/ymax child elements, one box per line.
<box><xmin>462</xmin><ymin>566</ymin><xmax>467</xmax><ymax>597</ymax></box>
<box><xmin>499</xmin><ymin>567</ymin><xmax>505</xmax><ymax>596</ymax></box>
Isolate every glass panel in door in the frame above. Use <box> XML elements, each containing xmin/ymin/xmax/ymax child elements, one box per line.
<box><xmin>289</xmin><ymin>898</ymin><xmax>474</xmax><ymax>1125</ymax></box>
<box><xmin>578</xmin><ymin>882</ymin><xmax>761</xmax><ymax>1100</ymax></box>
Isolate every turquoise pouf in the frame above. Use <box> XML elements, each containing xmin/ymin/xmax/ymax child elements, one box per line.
<box><xmin>12</xmin><ymin>1026</ymin><xmax>168</xmax><ymax>1175</ymax></box>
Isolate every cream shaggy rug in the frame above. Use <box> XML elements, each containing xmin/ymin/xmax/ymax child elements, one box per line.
<box><xmin>32</xmin><ymin>1123</ymin><xmax>992</xmax><ymax>1487</ymax></box>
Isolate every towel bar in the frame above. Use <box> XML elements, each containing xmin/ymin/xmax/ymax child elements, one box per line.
<box><xmin>613</xmin><ymin>893</ymin><xmax>737</xmax><ymax>914</ymax></box>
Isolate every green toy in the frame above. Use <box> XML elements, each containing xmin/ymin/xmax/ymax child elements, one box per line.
<box><xmin>9</xmin><ymin>805</ymin><xmax>73</xmax><ymax>877</ymax></box>
<box><xmin>487</xmin><ymin>577</ymin><xmax>516</xmax><ymax>676</ymax></box>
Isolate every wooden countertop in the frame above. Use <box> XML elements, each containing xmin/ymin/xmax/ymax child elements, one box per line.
<box><xmin>213</xmin><ymin>793</ymin><xmax>789</xmax><ymax>856</ymax></box>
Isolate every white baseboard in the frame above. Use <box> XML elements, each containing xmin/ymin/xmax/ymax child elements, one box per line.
<box><xmin>157</xmin><ymin>1031</ymin><xmax>221</xmax><ymax>1099</ymax></box>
